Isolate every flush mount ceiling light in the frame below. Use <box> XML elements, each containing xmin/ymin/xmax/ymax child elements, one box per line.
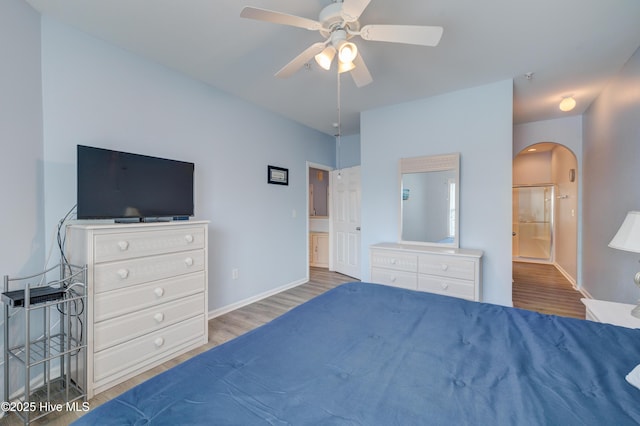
<box><xmin>559</xmin><ymin>96</ymin><xmax>576</xmax><ymax>112</ymax></box>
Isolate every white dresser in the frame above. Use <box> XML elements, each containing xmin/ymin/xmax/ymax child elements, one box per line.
<box><xmin>66</xmin><ymin>221</ymin><xmax>209</xmax><ymax>398</ymax></box>
<box><xmin>370</xmin><ymin>243</ymin><xmax>483</xmax><ymax>301</ymax></box>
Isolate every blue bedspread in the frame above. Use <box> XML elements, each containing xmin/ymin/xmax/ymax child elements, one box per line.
<box><xmin>73</xmin><ymin>282</ymin><xmax>640</xmax><ymax>425</ymax></box>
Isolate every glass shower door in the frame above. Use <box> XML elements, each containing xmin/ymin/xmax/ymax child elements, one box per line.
<box><xmin>512</xmin><ymin>185</ymin><xmax>554</xmax><ymax>261</ymax></box>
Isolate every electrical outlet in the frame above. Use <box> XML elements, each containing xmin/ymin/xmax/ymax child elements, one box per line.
<box><xmin>232</xmin><ymin>268</ymin><xmax>239</xmax><ymax>280</ymax></box>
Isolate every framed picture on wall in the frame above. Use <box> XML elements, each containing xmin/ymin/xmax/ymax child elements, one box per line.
<box><xmin>268</xmin><ymin>165</ymin><xmax>289</xmax><ymax>185</ymax></box>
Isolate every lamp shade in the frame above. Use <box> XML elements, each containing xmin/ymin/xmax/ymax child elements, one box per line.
<box><xmin>609</xmin><ymin>211</ymin><xmax>640</xmax><ymax>253</ymax></box>
<box><xmin>315</xmin><ymin>46</ymin><xmax>336</xmax><ymax>71</ymax></box>
<box><xmin>338</xmin><ymin>60</ymin><xmax>355</xmax><ymax>74</ymax></box>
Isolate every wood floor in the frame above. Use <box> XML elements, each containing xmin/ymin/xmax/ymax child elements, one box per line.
<box><xmin>512</xmin><ymin>261</ymin><xmax>585</xmax><ymax>319</ymax></box>
<box><xmin>6</xmin><ymin>264</ymin><xmax>583</xmax><ymax>425</ymax></box>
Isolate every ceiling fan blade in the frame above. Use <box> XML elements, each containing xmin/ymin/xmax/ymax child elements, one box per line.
<box><xmin>275</xmin><ymin>42</ymin><xmax>327</xmax><ymax>78</ymax></box>
<box><xmin>360</xmin><ymin>25</ymin><xmax>444</xmax><ymax>46</ymax></box>
<box><xmin>341</xmin><ymin>0</ymin><xmax>372</xmax><ymax>22</ymax></box>
<box><xmin>240</xmin><ymin>6</ymin><xmax>322</xmax><ymax>31</ymax></box>
<box><xmin>350</xmin><ymin>53</ymin><xmax>373</xmax><ymax>88</ymax></box>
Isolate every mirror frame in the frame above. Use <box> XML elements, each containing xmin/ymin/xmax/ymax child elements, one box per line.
<box><xmin>398</xmin><ymin>153</ymin><xmax>460</xmax><ymax>248</ymax></box>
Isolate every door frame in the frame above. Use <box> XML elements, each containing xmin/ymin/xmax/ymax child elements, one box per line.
<box><xmin>512</xmin><ymin>142</ymin><xmax>580</xmax><ymax>288</ymax></box>
<box><xmin>306</xmin><ymin>162</ymin><xmax>334</xmax><ymax>276</ymax></box>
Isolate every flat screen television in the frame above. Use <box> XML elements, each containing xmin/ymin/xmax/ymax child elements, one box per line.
<box><xmin>77</xmin><ymin>145</ymin><xmax>194</xmax><ymax>221</ymax></box>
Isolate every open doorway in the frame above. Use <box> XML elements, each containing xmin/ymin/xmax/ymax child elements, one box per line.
<box><xmin>513</xmin><ymin>142</ymin><xmax>579</xmax><ymax>290</ymax></box>
<box><xmin>307</xmin><ymin>163</ymin><xmax>332</xmax><ymax>272</ymax></box>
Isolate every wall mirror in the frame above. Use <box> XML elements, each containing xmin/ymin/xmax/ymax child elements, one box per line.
<box><xmin>399</xmin><ymin>153</ymin><xmax>460</xmax><ymax>247</ymax></box>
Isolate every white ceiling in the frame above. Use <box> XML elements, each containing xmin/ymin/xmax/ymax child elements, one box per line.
<box><xmin>24</xmin><ymin>0</ymin><xmax>640</xmax><ymax>136</ymax></box>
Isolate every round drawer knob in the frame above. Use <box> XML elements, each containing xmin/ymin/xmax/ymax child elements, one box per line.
<box><xmin>154</xmin><ymin>337</ymin><xmax>165</xmax><ymax>347</ymax></box>
<box><xmin>390</xmin><ymin>258</ymin><xmax>397</xmax><ymax>265</ymax></box>
<box><xmin>154</xmin><ymin>313</ymin><xmax>165</xmax><ymax>323</ymax></box>
<box><xmin>117</xmin><ymin>241</ymin><xmax>129</xmax><ymax>251</ymax></box>
<box><xmin>185</xmin><ymin>234</ymin><xmax>194</xmax><ymax>243</ymax></box>
<box><xmin>117</xmin><ymin>269</ymin><xmax>129</xmax><ymax>279</ymax></box>
<box><xmin>154</xmin><ymin>287</ymin><xmax>165</xmax><ymax>297</ymax></box>
<box><xmin>184</xmin><ymin>257</ymin><xmax>194</xmax><ymax>267</ymax></box>
<box><xmin>441</xmin><ymin>282</ymin><xmax>449</xmax><ymax>290</ymax></box>
<box><xmin>441</xmin><ymin>264</ymin><xmax>449</xmax><ymax>271</ymax></box>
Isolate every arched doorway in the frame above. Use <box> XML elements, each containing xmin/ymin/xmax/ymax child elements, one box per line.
<box><xmin>513</xmin><ymin>142</ymin><xmax>578</xmax><ymax>284</ymax></box>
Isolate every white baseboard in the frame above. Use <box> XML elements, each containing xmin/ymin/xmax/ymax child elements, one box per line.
<box><xmin>554</xmin><ymin>262</ymin><xmax>577</xmax><ymax>287</ymax></box>
<box><xmin>208</xmin><ymin>276</ymin><xmax>309</xmax><ymax>320</ymax></box>
<box><xmin>578</xmin><ymin>286</ymin><xmax>593</xmax><ymax>300</ymax></box>
<box><xmin>554</xmin><ymin>262</ymin><xmax>591</xmax><ymax>299</ymax></box>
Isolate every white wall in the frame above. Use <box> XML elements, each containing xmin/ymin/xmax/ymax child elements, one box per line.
<box><xmin>0</xmin><ymin>0</ymin><xmax>45</xmax><ymax>406</ymax></box>
<box><xmin>583</xmin><ymin>47</ymin><xmax>640</xmax><ymax>303</ymax></box>
<box><xmin>39</xmin><ymin>18</ymin><xmax>335</xmax><ymax>314</ymax></box>
<box><xmin>361</xmin><ymin>80</ymin><xmax>513</xmax><ymax>306</ymax></box>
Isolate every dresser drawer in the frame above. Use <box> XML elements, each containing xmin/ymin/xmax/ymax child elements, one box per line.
<box><xmin>93</xmin><ymin>315</ymin><xmax>205</xmax><ymax>384</ymax></box>
<box><xmin>418</xmin><ymin>275</ymin><xmax>474</xmax><ymax>300</ymax></box>
<box><xmin>93</xmin><ymin>226</ymin><xmax>205</xmax><ymax>263</ymax></box>
<box><xmin>418</xmin><ymin>254</ymin><xmax>475</xmax><ymax>281</ymax></box>
<box><xmin>94</xmin><ymin>271</ymin><xmax>204</xmax><ymax>322</ymax></box>
<box><xmin>93</xmin><ymin>249</ymin><xmax>204</xmax><ymax>294</ymax></box>
<box><xmin>371</xmin><ymin>267</ymin><xmax>417</xmax><ymax>290</ymax></box>
<box><xmin>94</xmin><ymin>293</ymin><xmax>205</xmax><ymax>351</ymax></box>
<box><xmin>371</xmin><ymin>250</ymin><xmax>418</xmax><ymax>272</ymax></box>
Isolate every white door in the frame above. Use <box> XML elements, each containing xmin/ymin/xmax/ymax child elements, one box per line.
<box><xmin>331</xmin><ymin>166</ymin><xmax>361</xmax><ymax>279</ymax></box>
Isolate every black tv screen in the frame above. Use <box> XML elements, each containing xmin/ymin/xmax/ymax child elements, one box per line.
<box><xmin>77</xmin><ymin>145</ymin><xmax>194</xmax><ymax>220</ymax></box>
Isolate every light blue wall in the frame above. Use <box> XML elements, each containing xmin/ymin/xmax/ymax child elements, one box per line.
<box><xmin>39</xmin><ymin>18</ymin><xmax>335</xmax><ymax>313</ymax></box>
<box><xmin>514</xmin><ymin>116</ymin><xmax>582</xmax><ymax>160</ymax></box>
<box><xmin>337</xmin><ymin>134</ymin><xmax>361</xmax><ymax>168</ymax></box>
<box><xmin>583</xmin><ymin>47</ymin><xmax>640</xmax><ymax>303</ymax></box>
<box><xmin>361</xmin><ymin>80</ymin><xmax>513</xmax><ymax>306</ymax></box>
<box><xmin>0</xmin><ymin>0</ymin><xmax>44</xmax><ymax>406</ymax></box>
<box><xmin>0</xmin><ymin>0</ymin><xmax>44</xmax><ymax>277</ymax></box>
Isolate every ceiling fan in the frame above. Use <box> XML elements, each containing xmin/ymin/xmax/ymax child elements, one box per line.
<box><xmin>240</xmin><ymin>0</ymin><xmax>443</xmax><ymax>87</ymax></box>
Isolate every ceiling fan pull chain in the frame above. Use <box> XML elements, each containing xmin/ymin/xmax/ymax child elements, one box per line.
<box><xmin>336</xmin><ymin>70</ymin><xmax>342</xmax><ymax>172</ymax></box>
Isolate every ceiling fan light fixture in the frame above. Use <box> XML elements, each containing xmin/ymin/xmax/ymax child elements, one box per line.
<box><xmin>337</xmin><ymin>41</ymin><xmax>358</xmax><ymax>64</ymax></box>
<box><xmin>315</xmin><ymin>46</ymin><xmax>336</xmax><ymax>70</ymax></box>
<box><xmin>559</xmin><ymin>96</ymin><xmax>576</xmax><ymax>112</ymax></box>
<box><xmin>338</xmin><ymin>60</ymin><xmax>355</xmax><ymax>74</ymax></box>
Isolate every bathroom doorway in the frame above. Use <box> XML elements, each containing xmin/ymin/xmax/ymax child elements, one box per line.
<box><xmin>513</xmin><ymin>142</ymin><xmax>578</xmax><ymax>285</ymax></box>
<box><xmin>307</xmin><ymin>163</ymin><xmax>332</xmax><ymax>271</ymax></box>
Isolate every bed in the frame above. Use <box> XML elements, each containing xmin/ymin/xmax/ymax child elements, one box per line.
<box><xmin>72</xmin><ymin>282</ymin><xmax>640</xmax><ymax>425</ymax></box>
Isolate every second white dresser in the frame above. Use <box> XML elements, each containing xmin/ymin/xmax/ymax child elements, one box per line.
<box><xmin>66</xmin><ymin>220</ymin><xmax>209</xmax><ymax>398</ymax></box>
<box><xmin>370</xmin><ymin>242</ymin><xmax>483</xmax><ymax>301</ymax></box>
